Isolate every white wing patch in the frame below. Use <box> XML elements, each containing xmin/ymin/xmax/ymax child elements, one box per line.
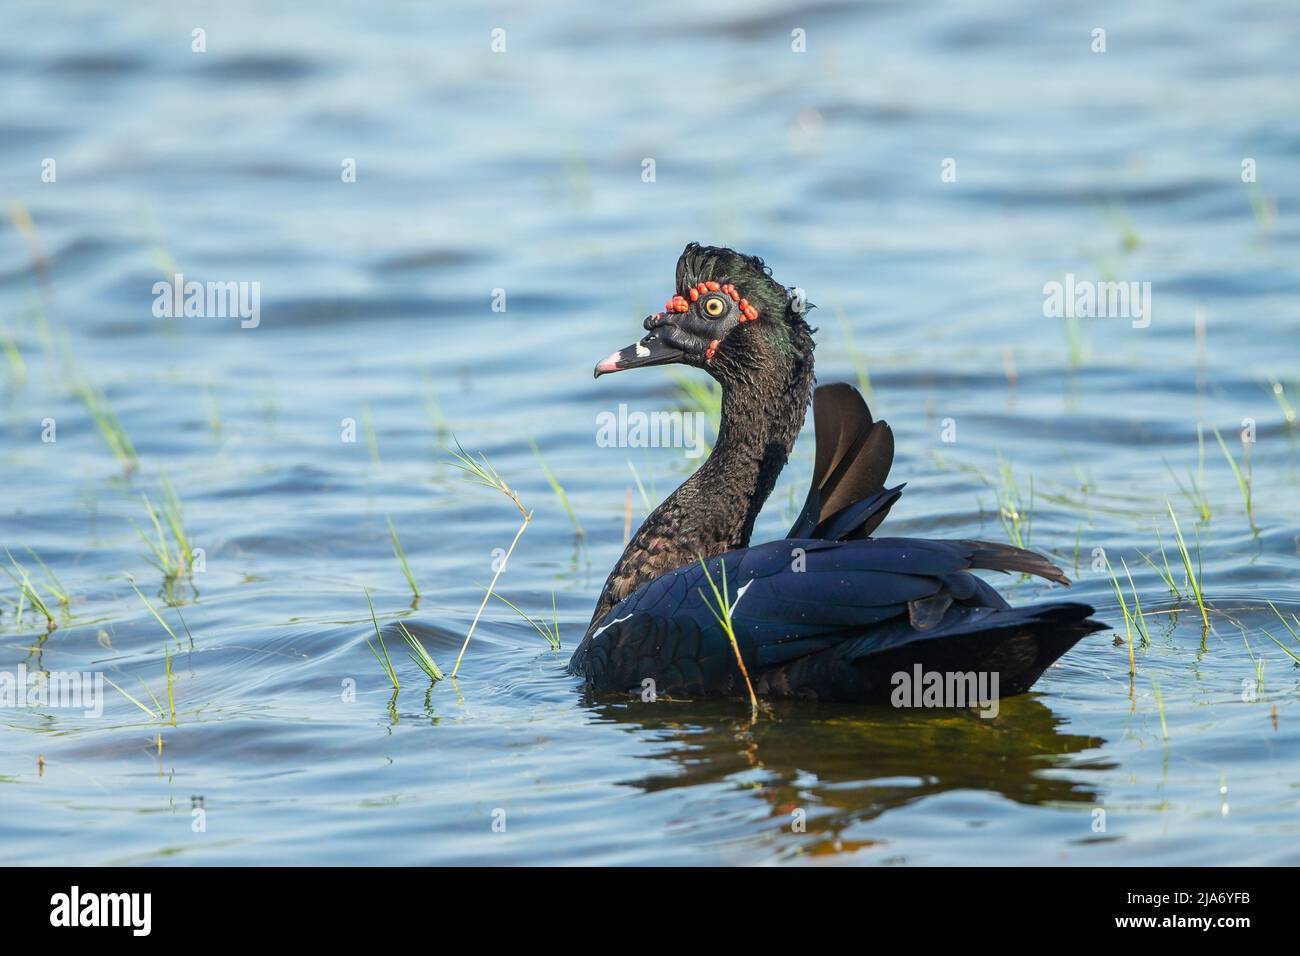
<box><xmin>593</xmin><ymin>578</ymin><xmax>752</xmax><ymax>641</ymax></box>
<box><xmin>591</xmin><ymin>613</ymin><xmax>632</xmax><ymax>640</ymax></box>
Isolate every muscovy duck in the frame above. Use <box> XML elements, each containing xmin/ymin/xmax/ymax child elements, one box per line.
<box><xmin>569</xmin><ymin>243</ymin><xmax>1104</xmax><ymax>704</ymax></box>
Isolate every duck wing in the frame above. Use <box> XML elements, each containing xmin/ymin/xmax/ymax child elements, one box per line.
<box><xmin>787</xmin><ymin>383</ymin><xmax>899</xmax><ymax>540</ymax></box>
<box><xmin>571</xmin><ymin>536</ymin><xmax>1101</xmax><ymax>703</ymax></box>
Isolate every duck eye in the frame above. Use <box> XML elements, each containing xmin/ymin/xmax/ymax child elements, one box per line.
<box><xmin>703</xmin><ymin>296</ymin><xmax>727</xmax><ymax>318</ymax></box>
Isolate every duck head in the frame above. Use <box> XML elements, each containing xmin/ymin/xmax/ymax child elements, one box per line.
<box><xmin>594</xmin><ymin>243</ymin><xmax>814</xmax><ymax>387</ymax></box>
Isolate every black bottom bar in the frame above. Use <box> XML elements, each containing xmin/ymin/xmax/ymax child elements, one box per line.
<box><xmin>0</xmin><ymin>866</ymin><xmax>1277</xmax><ymax>941</ymax></box>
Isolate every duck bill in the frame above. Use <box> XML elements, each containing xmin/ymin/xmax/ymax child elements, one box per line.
<box><xmin>593</xmin><ymin>333</ymin><xmax>685</xmax><ymax>378</ymax></box>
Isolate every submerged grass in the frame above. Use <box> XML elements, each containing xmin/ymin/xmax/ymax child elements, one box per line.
<box><xmin>493</xmin><ymin>591</ymin><xmax>562</xmax><ymax>650</ymax></box>
<box><xmin>1212</xmin><ymin>427</ymin><xmax>1256</xmax><ymax>532</ymax></box>
<box><xmin>135</xmin><ymin>475</ymin><xmax>192</xmax><ymax>579</ymax></box>
<box><xmin>1105</xmin><ymin>557</ymin><xmax>1138</xmax><ymax>677</ymax></box>
<box><xmin>697</xmin><ymin>556</ymin><xmax>758</xmax><ymax>722</ymax></box>
<box><xmin>1118</xmin><ymin>558</ymin><xmax>1151</xmax><ymax>646</ymax></box>
<box><xmin>364</xmin><ymin>589</ymin><xmax>399</xmax><ymax>691</ymax></box>
<box><xmin>995</xmin><ymin>456</ymin><xmax>1033</xmax><ymax>549</ymax></box>
<box><xmin>1166</xmin><ymin>502</ymin><xmax>1208</xmax><ymax>629</ymax></box>
<box><xmin>626</xmin><ymin>459</ymin><xmax>652</xmax><ymax>512</ymax></box>
<box><xmin>158</xmin><ymin>472</ymin><xmax>191</xmax><ymax>567</ymax></box>
<box><xmin>1</xmin><ymin>317</ymin><xmax>26</xmax><ymax>386</ymax></box>
<box><xmin>21</xmin><ymin>547</ymin><xmax>69</xmax><ymax>608</ymax></box>
<box><xmin>3</xmin><ymin>551</ymin><xmax>57</xmax><ymax>630</ymax></box>
<box><xmin>361</xmin><ymin>402</ymin><xmax>381</xmax><ymax>465</ymax></box>
<box><xmin>1246</xmin><ymin>181</ymin><xmax>1277</xmax><ymax>230</ymax></box>
<box><xmin>136</xmin><ymin>494</ymin><xmax>179</xmax><ymax>577</ymax></box>
<box><xmin>103</xmin><ymin>674</ymin><xmax>161</xmax><ymax>721</ymax></box>
<box><xmin>1263</xmin><ymin>603</ymin><xmax>1300</xmax><ymax>664</ymax></box>
<box><xmin>529</xmin><ymin>438</ymin><xmax>584</xmax><ymax>538</ymax></box>
<box><xmin>1124</xmin><ymin>560</ymin><xmax>1151</xmax><ymax>646</ymax></box>
<box><xmin>203</xmin><ymin>387</ymin><xmax>223</xmax><ymax>440</ymax></box>
<box><xmin>835</xmin><ymin>307</ymin><xmax>873</xmax><ymax>399</ymax></box>
<box><xmin>671</xmin><ymin>369</ymin><xmax>721</xmax><ymax>443</ymax></box>
<box><xmin>1141</xmin><ymin>525</ymin><xmax>1182</xmax><ymax>597</ymax></box>
<box><xmin>1152</xmin><ymin>680</ymin><xmax>1169</xmax><ymax>742</ymax></box>
<box><xmin>1164</xmin><ymin>426</ymin><xmax>1212</xmax><ymax>524</ymax></box>
<box><xmin>1064</xmin><ymin>313</ymin><xmax>1087</xmax><ymax>369</ymax></box>
<box><xmin>1267</xmin><ymin>380</ymin><xmax>1297</xmax><ymax>429</ymax></box>
<box><xmin>1241</xmin><ymin>627</ymin><xmax>1267</xmax><ymax>691</ymax></box>
<box><xmin>129</xmin><ymin>578</ymin><xmax>192</xmax><ymax>648</ymax></box>
<box><xmin>422</xmin><ymin>376</ymin><xmax>450</xmax><ymax>442</ymax></box>
<box><xmin>386</xmin><ymin>516</ymin><xmax>420</xmax><ymax>600</ymax></box>
<box><xmin>104</xmin><ymin>644</ymin><xmax>176</xmax><ymax>731</ymax></box>
<box><xmin>447</xmin><ymin>438</ymin><xmax>532</xmax><ymax>678</ymax></box>
<box><xmin>164</xmin><ymin>645</ymin><xmax>175</xmax><ymax>725</ymax></box>
<box><xmin>1100</xmin><ymin>199</ymin><xmax>1142</xmax><ymax>252</ymax></box>
<box><xmin>74</xmin><ymin>380</ymin><xmax>138</xmax><ymax>473</ymax></box>
<box><xmin>398</xmin><ymin>621</ymin><xmax>444</xmax><ymax>682</ymax></box>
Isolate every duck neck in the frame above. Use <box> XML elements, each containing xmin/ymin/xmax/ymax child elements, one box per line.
<box><xmin>687</xmin><ymin>361</ymin><xmax>815</xmax><ymax>546</ymax></box>
<box><xmin>586</xmin><ymin>348</ymin><xmax>814</xmax><ymax>634</ymax></box>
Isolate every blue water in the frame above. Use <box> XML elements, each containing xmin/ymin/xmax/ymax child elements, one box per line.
<box><xmin>2</xmin><ymin>0</ymin><xmax>1298</xmax><ymax>864</ymax></box>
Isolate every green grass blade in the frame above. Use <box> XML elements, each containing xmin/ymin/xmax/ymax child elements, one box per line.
<box><xmin>1166</xmin><ymin>502</ymin><xmax>1208</xmax><ymax>628</ymax></box>
<box><xmin>386</xmin><ymin>516</ymin><xmax>420</xmax><ymax>598</ymax></box>
<box><xmin>398</xmin><ymin>622</ymin><xmax>444</xmax><ymax>682</ymax></box>
<box><xmin>103</xmin><ymin>676</ymin><xmax>160</xmax><ymax>720</ymax></box>
<box><xmin>529</xmin><ymin>438</ymin><xmax>584</xmax><ymax>537</ymax></box>
<box><xmin>130</xmin><ymin>581</ymin><xmax>179</xmax><ymax>644</ymax></box>
<box><xmin>364</xmin><ymin>589</ymin><xmax>400</xmax><ymax>691</ymax></box>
